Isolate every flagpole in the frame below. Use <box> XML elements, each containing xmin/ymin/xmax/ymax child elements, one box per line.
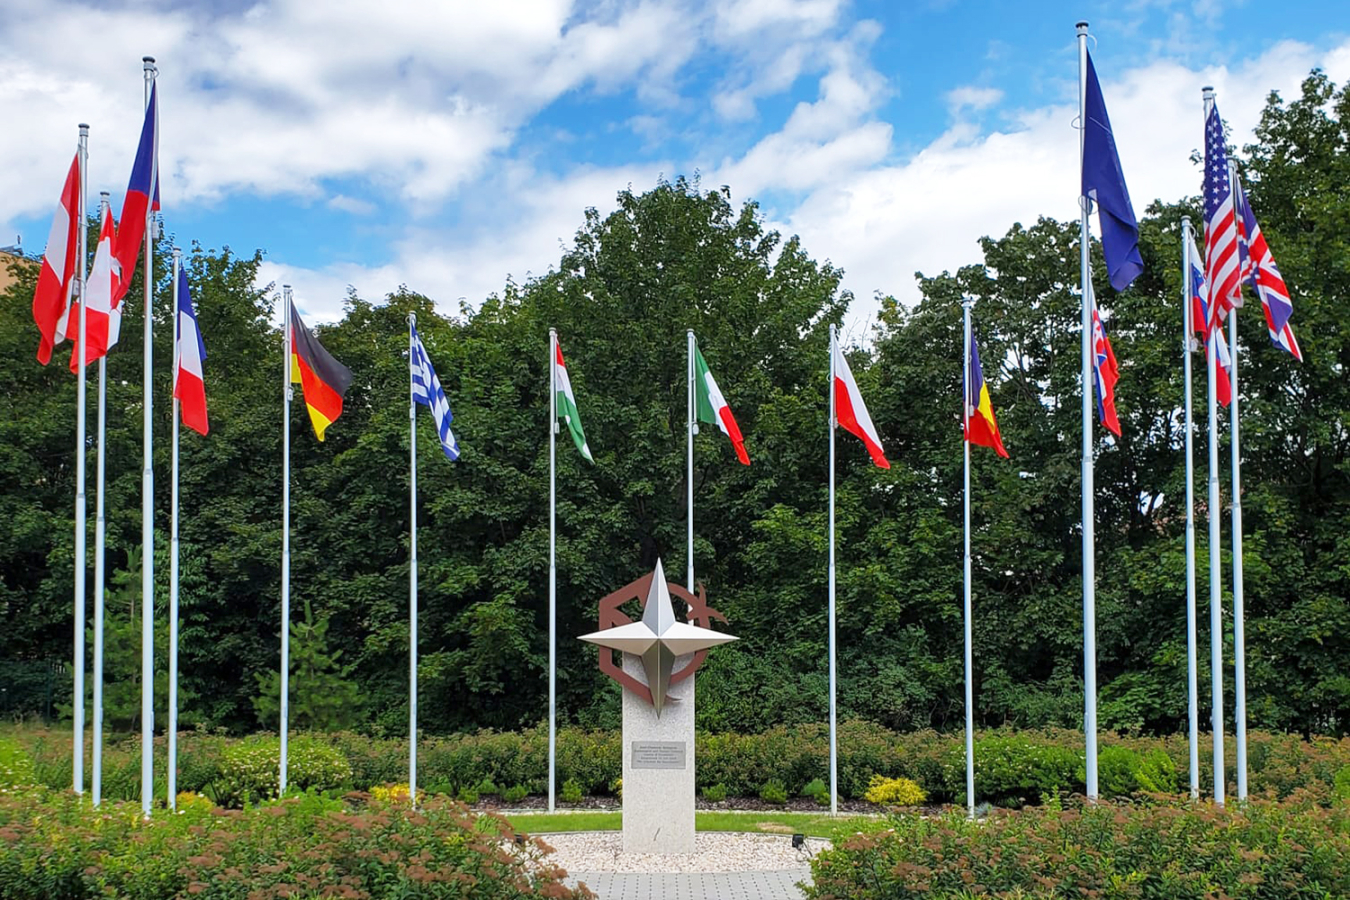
<box><xmin>1203</xmin><ymin>85</ymin><xmax>1225</xmax><ymax>806</ymax></box>
<box><xmin>281</xmin><ymin>284</ymin><xmax>293</xmax><ymax>797</ymax></box>
<box><xmin>408</xmin><ymin>313</ymin><xmax>418</xmax><ymax>803</ymax></box>
<box><xmin>1076</xmin><ymin>20</ymin><xmax>1099</xmax><ymax>802</ymax></box>
<box><xmin>1181</xmin><ymin>217</ymin><xmax>1200</xmax><ymax>800</ymax></box>
<box><xmin>168</xmin><ymin>246</ymin><xmax>181</xmax><ymax>809</ymax></box>
<box><xmin>1228</xmin><ymin>240</ymin><xmax>1247</xmax><ymax>802</ymax></box>
<box><xmin>961</xmin><ymin>298</ymin><xmax>975</xmax><ymax>818</ymax></box>
<box><xmin>140</xmin><ymin>56</ymin><xmax>158</xmax><ymax>820</ymax></box>
<box><xmin>827</xmin><ymin>323</ymin><xmax>838</xmax><ymax>816</ymax></box>
<box><xmin>548</xmin><ymin>327</ymin><xmax>558</xmax><ymax>813</ymax></box>
<box><xmin>73</xmin><ymin>123</ymin><xmax>89</xmax><ymax>797</ymax></box>
<box><xmin>93</xmin><ymin>190</ymin><xmax>110</xmax><ymax>808</ymax></box>
<box><xmin>687</xmin><ymin>329</ymin><xmax>696</xmax><ymax>593</ymax></box>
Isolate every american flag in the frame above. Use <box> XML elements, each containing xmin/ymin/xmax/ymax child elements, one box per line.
<box><xmin>1203</xmin><ymin>103</ymin><xmax>1244</xmax><ymax>332</ymax></box>
<box><xmin>410</xmin><ymin>324</ymin><xmax>459</xmax><ymax>461</ymax></box>
<box><xmin>1232</xmin><ymin>172</ymin><xmax>1302</xmax><ymax>361</ymax></box>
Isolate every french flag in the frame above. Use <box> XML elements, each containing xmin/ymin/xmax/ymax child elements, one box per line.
<box><xmin>173</xmin><ymin>264</ymin><xmax>209</xmax><ymax>435</ymax></box>
<box><xmin>832</xmin><ymin>335</ymin><xmax>889</xmax><ymax>469</ymax></box>
<box><xmin>114</xmin><ymin>82</ymin><xmax>159</xmax><ymax>305</ymax></box>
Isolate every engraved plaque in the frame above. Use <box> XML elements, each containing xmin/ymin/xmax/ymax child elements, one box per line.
<box><xmin>631</xmin><ymin>741</ymin><xmax>687</xmax><ymax>769</ymax></box>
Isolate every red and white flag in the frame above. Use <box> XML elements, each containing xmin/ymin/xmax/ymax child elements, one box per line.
<box><xmin>173</xmin><ymin>264</ymin><xmax>209</xmax><ymax>435</ymax></box>
<box><xmin>832</xmin><ymin>336</ymin><xmax>889</xmax><ymax>469</ymax></box>
<box><xmin>32</xmin><ymin>154</ymin><xmax>81</xmax><ymax>365</ymax></box>
<box><xmin>66</xmin><ymin>205</ymin><xmax>123</xmax><ymax>371</ymax></box>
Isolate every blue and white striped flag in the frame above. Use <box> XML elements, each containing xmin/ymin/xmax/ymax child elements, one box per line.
<box><xmin>410</xmin><ymin>324</ymin><xmax>459</xmax><ymax>461</ymax></box>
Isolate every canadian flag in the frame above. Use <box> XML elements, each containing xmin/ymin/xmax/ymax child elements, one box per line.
<box><xmin>32</xmin><ymin>154</ymin><xmax>80</xmax><ymax>365</ymax></box>
<box><xmin>66</xmin><ymin>204</ymin><xmax>122</xmax><ymax>371</ymax></box>
<box><xmin>832</xmin><ymin>335</ymin><xmax>889</xmax><ymax>469</ymax></box>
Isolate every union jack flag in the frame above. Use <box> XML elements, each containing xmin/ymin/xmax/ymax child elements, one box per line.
<box><xmin>1090</xmin><ymin>294</ymin><xmax>1121</xmax><ymax>437</ymax></box>
<box><xmin>1203</xmin><ymin>103</ymin><xmax>1244</xmax><ymax>332</ymax></box>
<box><xmin>1188</xmin><ymin>229</ymin><xmax>1233</xmax><ymax>406</ymax></box>
<box><xmin>1232</xmin><ymin>172</ymin><xmax>1302</xmax><ymax>361</ymax></box>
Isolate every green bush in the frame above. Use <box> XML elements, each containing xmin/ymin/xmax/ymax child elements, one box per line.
<box><xmin>0</xmin><ymin>738</ymin><xmax>34</xmax><ymax>790</ymax></box>
<box><xmin>801</xmin><ymin>777</ymin><xmax>830</xmax><ymax>806</ymax></box>
<box><xmin>806</xmin><ymin>795</ymin><xmax>1350</xmax><ymax>899</ymax></box>
<box><xmin>945</xmin><ymin>731</ymin><xmax>1082</xmax><ymax>806</ymax></box>
<box><xmin>1334</xmin><ymin>765</ymin><xmax>1350</xmax><ymax>803</ymax></box>
<box><xmin>213</xmin><ymin>734</ymin><xmax>351</xmax><ymax>807</ymax></box>
<box><xmin>759</xmin><ymin>779</ymin><xmax>788</xmax><ymax>805</ymax></box>
<box><xmin>503</xmin><ymin>783</ymin><xmax>529</xmax><ymax>803</ymax></box>
<box><xmin>702</xmin><ymin>782</ymin><xmax>728</xmax><ymax>803</ymax></box>
<box><xmin>560</xmin><ymin>778</ymin><xmax>584</xmax><ymax>804</ymax></box>
<box><xmin>0</xmin><ymin>788</ymin><xmax>589</xmax><ymax>899</ymax></box>
<box><xmin>863</xmin><ymin>775</ymin><xmax>926</xmax><ymax>806</ymax></box>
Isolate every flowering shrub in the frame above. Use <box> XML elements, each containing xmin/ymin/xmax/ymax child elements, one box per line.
<box><xmin>863</xmin><ymin>775</ymin><xmax>925</xmax><ymax>806</ymax></box>
<box><xmin>0</xmin><ymin>738</ymin><xmax>34</xmax><ymax>791</ymax></box>
<box><xmin>213</xmin><ymin>734</ymin><xmax>351</xmax><ymax>806</ymax></box>
<box><xmin>806</xmin><ymin>795</ymin><xmax>1350</xmax><ymax>899</ymax></box>
<box><xmin>0</xmin><ymin>788</ymin><xmax>590</xmax><ymax>899</ymax></box>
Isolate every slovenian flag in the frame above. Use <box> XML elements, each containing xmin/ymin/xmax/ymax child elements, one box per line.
<box><xmin>693</xmin><ymin>340</ymin><xmax>749</xmax><ymax>465</ymax></box>
<box><xmin>173</xmin><ymin>264</ymin><xmax>209</xmax><ymax>435</ymax></box>
<box><xmin>832</xmin><ymin>335</ymin><xmax>889</xmax><ymax>469</ymax></box>
<box><xmin>113</xmin><ymin>82</ymin><xmax>159</xmax><ymax>304</ymax></box>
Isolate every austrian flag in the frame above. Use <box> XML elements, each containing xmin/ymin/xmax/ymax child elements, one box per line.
<box><xmin>831</xmin><ymin>335</ymin><xmax>889</xmax><ymax>469</ymax></box>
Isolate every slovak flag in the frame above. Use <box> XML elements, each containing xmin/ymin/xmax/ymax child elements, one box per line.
<box><xmin>831</xmin><ymin>334</ymin><xmax>889</xmax><ymax>468</ymax></box>
<box><xmin>32</xmin><ymin>153</ymin><xmax>80</xmax><ymax>365</ymax></box>
<box><xmin>114</xmin><ymin>82</ymin><xmax>160</xmax><ymax>305</ymax></box>
<box><xmin>67</xmin><ymin>204</ymin><xmax>123</xmax><ymax>371</ymax></box>
<box><xmin>173</xmin><ymin>264</ymin><xmax>209</xmax><ymax>435</ymax></box>
<box><xmin>1091</xmin><ymin>301</ymin><xmax>1122</xmax><ymax>437</ymax></box>
<box><xmin>1187</xmin><ymin>230</ymin><xmax>1233</xmax><ymax>406</ymax></box>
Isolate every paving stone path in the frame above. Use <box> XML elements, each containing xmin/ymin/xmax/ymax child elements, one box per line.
<box><xmin>566</xmin><ymin>868</ymin><xmax>810</xmax><ymax>900</ymax></box>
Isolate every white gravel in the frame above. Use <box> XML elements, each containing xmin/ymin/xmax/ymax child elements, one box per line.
<box><xmin>540</xmin><ymin>831</ymin><xmax>829</xmax><ymax>874</ymax></box>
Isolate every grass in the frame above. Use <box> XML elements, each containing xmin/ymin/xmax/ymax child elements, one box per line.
<box><xmin>503</xmin><ymin>810</ymin><xmax>878</xmax><ymax>839</ymax></box>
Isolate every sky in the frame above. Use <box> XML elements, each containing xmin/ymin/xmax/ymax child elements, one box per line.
<box><xmin>2</xmin><ymin>0</ymin><xmax>1348</xmax><ymax>336</ymax></box>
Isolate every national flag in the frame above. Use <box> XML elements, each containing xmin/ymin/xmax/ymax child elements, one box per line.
<box><xmin>964</xmin><ymin>329</ymin><xmax>1008</xmax><ymax>458</ymax></box>
<box><xmin>289</xmin><ymin>306</ymin><xmax>352</xmax><ymax>441</ymax></box>
<box><xmin>554</xmin><ymin>340</ymin><xmax>592</xmax><ymax>462</ymax></box>
<box><xmin>174</xmin><ymin>264</ymin><xmax>209</xmax><ymax>435</ymax></box>
<box><xmin>410</xmin><ymin>324</ymin><xmax>458</xmax><ymax>461</ymax></box>
<box><xmin>1188</xmin><ymin>230</ymin><xmax>1233</xmax><ymax>406</ymax></box>
<box><xmin>32</xmin><ymin>153</ymin><xmax>80</xmax><ymax>365</ymax></box>
<box><xmin>113</xmin><ymin>82</ymin><xmax>160</xmax><ymax>305</ymax></box>
<box><xmin>1203</xmin><ymin>103</ymin><xmax>1243</xmax><ymax>330</ymax></box>
<box><xmin>1232</xmin><ymin>174</ymin><xmax>1302</xmax><ymax>361</ymax></box>
<box><xmin>693</xmin><ymin>341</ymin><xmax>749</xmax><ymax>465</ymax></box>
<box><xmin>832</xmin><ymin>337</ymin><xmax>889</xmax><ymax>469</ymax></box>
<box><xmin>1081</xmin><ymin>48</ymin><xmax>1143</xmax><ymax>292</ymax></box>
<box><xmin>1091</xmin><ymin>297</ymin><xmax>1122</xmax><ymax>437</ymax></box>
<box><xmin>66</xmin><ymin>204</ymin><xmax>123</xmax><ymax>371</ymax></box>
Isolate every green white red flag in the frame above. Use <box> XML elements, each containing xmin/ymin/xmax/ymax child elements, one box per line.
<box><xmin>554</xmin><ymin>340</ymin><xmax>593</xmax><ymax>462</ymax></box>
<box><xmin>693</xmin><ymin>343</ymin><xmax>749</xmax><ymax>465</ymax></box>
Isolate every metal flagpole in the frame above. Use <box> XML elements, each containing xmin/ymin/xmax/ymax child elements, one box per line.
<box><xmin>140</xmin><ymin>57</ymin><xmax>158</xmax><ymax>819</ymax></box>
<box><xmin>408</xmin><ymin>313</ymin><xmax>418</xmax><ymax>803</ymax></box>
<box><xmin>169</xmin><ymin>247</ymin><xmax>181</xmax><ymax>809</ymax></box>
<box><xmin>1227</xmin><ymin>222</ymin><xmax>1247</xmax><ymax>802</ymax></box>
<box><xmin>1203</xmin><ymin>86</ymin><xmax>1225</xmax><ymax>806</ymax></box>
<box><xmin>1076</xmin><ymin>20</ymin><xmax>1099</xmax><ymax>801</ymax></box>
<box><xmin>961</xmin><ymin>298</ymin><xmax>976</xmax><ymax>818</ymax></box>
<box><xmin>548</xmin><ymin>327</ymin><xmax>558</xmax><ymax>813</ymax></box>
<box><xmin>828</xmin><ymin>324</ymin><xmax>838</xmax><ymax>816</ymax></box>
<box><xmin>688</xmin><ymin>329</ymin><xmax>696</xmax><ymax>593</ymax></box>
<box><xmin>1182</xmin><ymin>218</ymin><xmax>1201</xmax><ymax>800</ymax></box>
<box><xmin>73</xmin><ymin>123</ymin><xmax>89</xmax><ymax>796</ymax></box>
<box><xmin>281</xmin><ymin>285</ymin><xmax>293</xmax><ymax>796</ymax></box>
<box><xmin>93</xmin><ymin>190</ymin><xmax>110</xmax><ymax>807</ymax></box>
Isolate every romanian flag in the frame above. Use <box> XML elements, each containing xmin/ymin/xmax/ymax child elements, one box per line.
<box><xmin>964</xmin><ymin>330</ymin><xmax>1008</xmax><ymax>458</ymax></box>
<box><xmin>290</xmin><ymin>306</ymin><xmax>352</xmax><ymax>441</ymax></box>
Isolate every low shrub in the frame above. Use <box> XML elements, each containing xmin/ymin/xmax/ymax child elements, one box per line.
<box><xmin>801</xmin><ymin>777</ymin><xmax>830</xmax><ymax>806</ymax></box>
<box><xmin>0</xmin><ymin>738</ymin><xmax>34</xmax><ymax>790</ymax></box>
<box><xmin>1335</xmin><ymin>765</ymin><xmax>1350</xmax><ymax>803</ymax></box>
<box><xmin>863</xmin><ymin>775</ymin><xmax>925</xmax><ymax>806</ymax></box>
<box><xmin>1090</xmin><ymin>744</ymin><xmax>1180</xmax><ymax>798</ymax></box>
<box><xmin>213</xmin><ymin>733</ymin><xmax>351</xmax><ymax>807</ymax></box>
<box><xmin>944</xmin><ymin>731</ymin><xmax>1082</xmax><ymax>806</ymax></box>
<box><xmin>503</xmin><ymin>783</ymin><xmax>529</xmax><ymax>803</ymax></box>
<box><xmin>560</xmin><ymin>778</ymin><xmax>584</xmax><ymax>804</ymax></box>
<box><xmin>806</xmin><ymin>795</ymin><xmax>1350</xmax><ymax>899</ymax></box>
<box><xmin>702</xmin><ymin>782</ymin><xmax>728</xmax><ymax>803</ymax></box>
<box><xmin>759</xmin><ymin>779</ymin><xmax>788</xmax><ymax>805</ymax></box>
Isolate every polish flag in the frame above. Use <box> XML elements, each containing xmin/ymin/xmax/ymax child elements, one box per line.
<box><xmin>832</xmin><ymin>336</ymin><xmax>889</xmax><ymax>469</ymax></box>
<box><xmin>173</xmin><ymin>264</ymin><xmax>209</xmax><ymax>435</ymax></box>
<box><xmin>67</xmin><ymin>204</ymin><xmax>122</xmax><ymax>371</ymax></box>
<box><xmin>32</xmin><ymin>154</ymin><xmax>80</xmax><ymax>365</ymax></box>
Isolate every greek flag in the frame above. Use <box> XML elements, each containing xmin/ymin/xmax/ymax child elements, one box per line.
<box><xmin>411</xmin><ymin>324</ymin><xmax>459</xmax><ymax>461</ymax></box>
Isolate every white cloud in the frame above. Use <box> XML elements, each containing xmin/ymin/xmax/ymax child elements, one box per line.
<box><xmin>327</xmin><ymin>195</ymin><xmax>376</xmax><ymax>215</ymax></box>
<box><xmin>946</xmin><ymin>85</ymin><xmax>1004</xmax><ymax>114</ymax></box>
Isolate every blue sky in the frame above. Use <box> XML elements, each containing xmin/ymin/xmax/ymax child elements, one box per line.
<box><xmin>3</xmin><ymin>0</ymin><xmax>1348</xmax><ymax>332</ymax></box>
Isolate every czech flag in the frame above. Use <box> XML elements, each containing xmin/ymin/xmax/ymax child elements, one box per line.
<box><xmin>113</xmin><ymin>82</ymin><xmax>159</xmax><ymax>305</ymax></box>
<box><xmin>173</xmin><ymin>265</ymin><xmax>209</xmax><ymax>435</ymax></box>
<box><xmin>964</xmin><ymin>330</ymin><xmax>1008</xmax><ymax>458</ymax></box>
<box><xmin>290</xmin><ymin>305</ymin><xmax>352</xmax><ymax>441</ymax></box>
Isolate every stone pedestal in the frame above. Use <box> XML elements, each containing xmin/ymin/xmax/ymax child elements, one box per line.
<box><xmin>621</xmin><ymin>653</ymin><xmax>695</xmax><ymax>854</ymax></box>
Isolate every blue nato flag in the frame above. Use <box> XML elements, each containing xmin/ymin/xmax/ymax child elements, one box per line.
<box><xmin>1082</xmin><ymin>49</ymin><xmax>1143</xmax><ymax>292</ymax></box>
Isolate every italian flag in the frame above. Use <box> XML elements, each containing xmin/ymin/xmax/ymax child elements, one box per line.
<box><xmin>693</xmin><ymin>343</ymin><xmax>749</xmax><ymax>465</ymax></box>
<box><xmin>832</xmin><ymin>336</ymin><xmax>889</xmax><ymax>469</ymax></box>
<box><xmin>554</xmin><ymin>340</ymin><xmax>593</xmax><ymax>462</ymax></box>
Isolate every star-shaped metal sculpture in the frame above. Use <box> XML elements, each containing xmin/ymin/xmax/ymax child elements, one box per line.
<box><xmin>579</xmin><ymin>559</ymin><xmax>737</xmax><ymax>716</ymax></box>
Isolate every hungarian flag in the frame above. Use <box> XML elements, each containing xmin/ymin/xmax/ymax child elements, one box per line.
<box><xmin>66</xmin><ymin>204</ymin><xmax>123</xmax><ymax>371</ymax></box>
<box><xmin>832</xmin><ymin>336</ymin><xmax>889</xmax><ymax>469</ymax></box>
<box><xmin>964</xmin><ymin>329</ymin><xmax>1008</xmax><ymax>458</ymax></box>
<box><xmin>693</xmin><ymin>341</ymin><xmax>749</xmax><ymax>465</ymax></box>
<box><xmin>174</xmin><ymin>265</ymin><xmax>209</xmax><ymax>435</ymax></box>
<box><xmin>113</xmin><ymin>81</ymin><xmax>160</xmax><ymax>305</ymax></box>
<box><xmin>32</xmin><ymin>153</ymin><xmax>80</xmax><ymax>365</ymax></box>
<box><xmin>554</xmin><ymin>339</ymin><xmax>593</xmax><ymax>462</ymax></box>
<box><xmin>290</xmin><ymin>306</ymin><xmax>351</xmax><ymax>441</ymax></box>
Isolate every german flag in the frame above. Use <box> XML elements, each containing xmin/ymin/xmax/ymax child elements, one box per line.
<box><xmin>290</xmin><ymin>306</ymin><xmax>352</xmax><ymax>441</ymax></box>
